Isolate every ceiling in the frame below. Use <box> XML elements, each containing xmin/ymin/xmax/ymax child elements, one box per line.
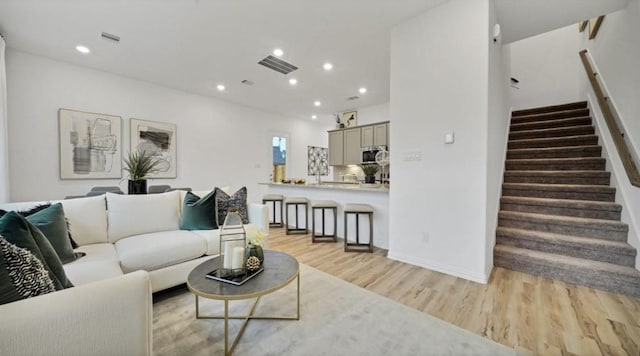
<box><xmin>0</xmin><ymin>0</ymin><xmax>630</xmax><ymax>122</ymax></box>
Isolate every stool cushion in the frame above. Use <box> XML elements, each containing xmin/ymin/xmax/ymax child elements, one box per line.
<box><xmin>311</xmin><ymin>200</ymin><xmax>338</xmax><ymax>208</ymax></box>
<box><xmin>285</xmin><ymin>197</ymin><xmax>309</xmax><ymax>204</ymax></box>
<box><xmin>344</xmin><ymin>204</ymin><xmax>374</xmax><ymax>213</ymax></box>
<box><xmin>262</xmin><ymin>194</ymin><xmax>284</xmax><ymax>201</ymax></box>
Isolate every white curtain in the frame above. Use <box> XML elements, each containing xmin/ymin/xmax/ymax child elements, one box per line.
<box><xmin>0</xmin><ymin>34</ymin><xmax>9</xmax><ymax>203</ymax></box>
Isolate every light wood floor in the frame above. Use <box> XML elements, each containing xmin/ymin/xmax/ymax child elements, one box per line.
<box><xmin>268</xmin><ymin>227</ymin><xmax>640</xmax><ymax>355</ymax></box>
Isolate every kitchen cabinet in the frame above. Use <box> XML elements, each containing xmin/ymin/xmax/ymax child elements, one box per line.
<box><xmin>328</xmin><ymin>130</ymin><xmax>344</xmax><ymax>166</ymax></box>
<box><xmin>361</xmin><ymin>126</ymin><xmax>374</xmax><ymax>147</ymax></box>
<box><xmin>374</xmin><ymin>123</ymin><xmax>388</xmax><ymax>146</ymax></box>
<box><xmin>344</xmin><ymin>128</ymin><xmax>362</xmax><ymax>165</ymax></box>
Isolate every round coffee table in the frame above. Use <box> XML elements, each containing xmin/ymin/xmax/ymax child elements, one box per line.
<box><xmin>187</xmin><ymin>250</ymin><xmax>300</xmax><ymax>356</ymax></box>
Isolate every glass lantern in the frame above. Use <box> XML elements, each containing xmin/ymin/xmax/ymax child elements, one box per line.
<box><xmin>218</xmin><ymin>211</ymin><xmax>247</xmax><ymax>280</ymax></box>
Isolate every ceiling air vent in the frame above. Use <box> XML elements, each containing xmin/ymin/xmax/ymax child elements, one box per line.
<box><xmin>241</xmin><ymin>79</ymin><xmax>254</xmax><ymax>86</ymax></box>
<box><xmin>101</xmin><ymin>32</ymin><xmax>120</xmax><ymax>43</ymax></box>
<box><xmin>258</xmin><ymin>55</ymin><xmax>298</xmax><ymax>75</ymax></box>
<box><xmin>347</xmin><ymin>96</ymin><xmax>360</xmax><ymax>101</ymax></box>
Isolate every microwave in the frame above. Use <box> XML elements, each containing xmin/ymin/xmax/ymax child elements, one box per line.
<box><xmin>361</xmin><ymin>146</ymin><xmax>387</xmax><ymax>164</ymax></box>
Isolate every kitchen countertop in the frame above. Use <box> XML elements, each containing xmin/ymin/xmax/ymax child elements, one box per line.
<box><xmin>259</xmin><ymin>182</ymin><xmax>389</xmax><ymax>193</ymax></box>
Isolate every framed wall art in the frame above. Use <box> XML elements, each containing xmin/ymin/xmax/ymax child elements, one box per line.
<box><xmin>130</xmin><ymin>118</ymin><xmax>177</xmax><ymax>178</ymax></box>
<box><xmin>58</xmin><ymin>108</ymin><xmax>122</xmax><ymax>179</ymax></box>
<box><xmin>342</xmin><ymin>110</ymin><xmax>358</xmax><ymax>128</ymax></box>
<box><xmin>307</xmin><ymin>146</ymin><xmax>329</xmax><ymax>176</ymax></box>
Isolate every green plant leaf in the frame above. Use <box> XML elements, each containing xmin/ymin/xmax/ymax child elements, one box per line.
<box><xmin>123</xmin><ymin>150</ymin><xmax>161</xmax><ymax>180</ymax></box>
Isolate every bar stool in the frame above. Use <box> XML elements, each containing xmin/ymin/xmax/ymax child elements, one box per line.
<box><xmin>285</xmin><ymin>197</ymin><xmax>309</xmax><ymax>235</ymax></box>
<box><xmin>262</xmin><ymin>194</ymin><xmax>284</xmax><ymax>227</ymax></box>
<box><xmin>311</xmin><ymin>200</ymin><xmax>338</xmax><ymax>243</ymax></box>
<box><xmin>344</xmin><ymin>204</ymin><xmax>374</xmax><ymax>252</ymax></box>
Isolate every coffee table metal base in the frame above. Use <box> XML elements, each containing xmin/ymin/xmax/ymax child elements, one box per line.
<box><xmin>194</xmin><ymin>273</ymin><xmax>300</xmax><ymax>356</ymax></box>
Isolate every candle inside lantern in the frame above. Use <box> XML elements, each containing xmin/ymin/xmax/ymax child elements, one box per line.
<box><xmin>231</xmin><ymin>246</ymin><xmax>245</xmax><ymax>270</ymax></box>
<box><xmin>223</xmin><ymin>243</ymin><xmax>234</xmax><ymax>269</ymax></box>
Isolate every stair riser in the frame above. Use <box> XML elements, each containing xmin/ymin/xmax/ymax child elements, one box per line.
<box><xmin>505</xmin><ymin>161</ymin><xmax>605</xmax><ymax>171</ymax></box>
<box><xmin>510</xmin><ymin>117</ymin><xmax>592</xmax><ymax>131</ymax></box>
<box><xmin>508</xmin><ymin>136</ymin><xmax>598</xmax><ymax>149</ymax></box>
<box><xmin>497</xmin><ymin>236</ymin><xmax>635</xmax><ymax>267</ymax></box>
<box><xmin>507</xmin><ymin>147</ymin><xmax>602</xmax><ymax>159</ymax></box>
<box><xmin>512</xmin><ymin>101</ymin><xmax>588</xmax><ymax>117</ymax></box>
<box><xmin>502</xmin><ymin>188</ymin><xmax>615</xmax><ymax>202</ymax></box>
<box><xmin>494</xmin><ymin>253</ymin><xmax>640</xmax><ymax>297</ymax></box>
<box><xmin>509</xmin><ymin>126</ymin><xmax>594</xmax><ymax>140</ymax></box>
<box><xmin>503</xmin><ymin>174</ymin><xmax>610</xmax><ymax>186</ymax></box>
<box><xmin>498</xmin><ymin>217</ymin><xmax>628</xmax><ymax>241</ymax></box>
<box><xmin>500</xmin><ymin>202</ymin><xmax>621</xmax><ymax>221</ymax></box>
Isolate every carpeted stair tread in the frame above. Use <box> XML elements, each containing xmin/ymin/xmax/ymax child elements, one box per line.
<box><xmin>498</xmin><ymin>210</ymin><xmax>628</xmax><ymax>241</ymax></box>
<box><xmin>510</xmin><ymin>116</ymin><xmax>592</xmax><ymax>131</ymax></box>
<box><xmin>508</xmin><ymin>135</ymin><xmax>599</xmax><ymax>149</ymax></box>
<box><xmin>496</xmin><ymin>227</ymin><xmax>636</xmax><ymax>266</ymax></box>
<box><xmin>508</xmin><ymin>125</ymin><xmax>594</xmax><ymax>140</ymax></box>
<box><xmin>502</xmin><ymin>182</ymin><xmax>616</xmax><ymax>201</ymax></box>
<box><xmin>500</xmin><ymin>196</ymin><xmax>622</xmax><ymax>220</ymax></box>
<box><xmin>504</xmin><ymin>170</ymin><xmax>611</xmax><ymax>185</ymax></box>
<box><xmin>507</xmin><ymin>145</ymin><xmax>602</xmax><ymax>159</ymax></box>
<box><xmin>512</xmin><ymin>101</ymin><xmax>588</xmax><ymax>117</ymax></box>
<box><xmin>505</xmin><ymin>157</ymin><xmax>605</xmax><ymax>171</ymax></box>
<box><xmin>494</xmin><ymin>245</ymin><xmax>640</xmax><ymax>297</ymax></box>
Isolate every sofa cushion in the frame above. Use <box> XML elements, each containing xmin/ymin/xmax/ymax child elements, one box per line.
<box><xmin>216</xmin><ymin>187</ymin><xmax>249</xmax><ymax>225</ymax></box>
<box><xmin>61</xmin><ymin>195</ymin><xmax>109</xmax><ymax>245</ymax></box>
<box><xmin>106</xmin><ymin>191</ymin><xmax>181</xmax><ymax>243</ymax></box>
<box><xmin>190</xmin><ymin>229</ymin><xmax>221</xmax><ymax>255</ymax></box>
<box><xmin>24</xmin><ymin>203</ymin><xmax>77</xmax><ymax>264</ymax></box>
<box><xmin>63</xmin><ymin>244</ymin><xmax>123</xmax><ymax>286</ymax></box>
<box><xmin>180</xmin><ymin>191</ymin><xmax>218</xmax><ymax>230</ymax></box>
<box><xmin>0</xmin><ymin>236</ymin><xmax>56</xmax><ymax>305</ymax></box>
<box><xmin>0</xmin><ymin>212</ymin><xmax>73</xmax><ymax>290</ymax></box>
<box><xmin>115</xmin><ymin>230</ymin><xmax>207</xmax><ymax>273</ymax></box>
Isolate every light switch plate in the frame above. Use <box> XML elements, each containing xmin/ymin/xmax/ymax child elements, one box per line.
<box><xmin>444</xmin><ymin>132</ymin><xmax>455</xmax><ymax>144</ymax></box>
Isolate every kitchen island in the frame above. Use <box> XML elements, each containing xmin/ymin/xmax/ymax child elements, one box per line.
<box><xmin>260</xmin><ymin>182</ymin><xmax>389</xmax><ymax>249</ymax></box>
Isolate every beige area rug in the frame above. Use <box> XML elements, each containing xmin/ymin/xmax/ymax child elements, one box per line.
<box><xmin>153</xmin><ymin>264</ymin><xmax>516</xmax><ymax>355</ymax></box>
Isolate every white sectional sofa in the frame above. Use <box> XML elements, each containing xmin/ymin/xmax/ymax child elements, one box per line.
<box><xmin>0</xmin><ymin>190</ymin><xmax>269</xmax><ymax>356</ymax></box>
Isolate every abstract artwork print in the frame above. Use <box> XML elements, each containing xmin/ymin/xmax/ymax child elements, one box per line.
<box><xmin>130</xmin><ymin>118</ymin><xmax>177</xmax><ymax>178</ymax></box>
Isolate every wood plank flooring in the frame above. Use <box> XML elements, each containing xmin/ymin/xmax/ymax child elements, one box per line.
<box><xmin>267</xmin><ymin>227</ymin><xmax>640</xmax><ymax>355</ymax></box>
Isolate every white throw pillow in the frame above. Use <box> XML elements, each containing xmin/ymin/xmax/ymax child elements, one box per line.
<box><xmin>61</xmin><ymin>195</ymin><xmax>109</xmax><ymax>245</ymax></box>
<box><xmin>106</xmin><ymin>191</ymin><xmax>180</xmax><ymax>243</ymax></box>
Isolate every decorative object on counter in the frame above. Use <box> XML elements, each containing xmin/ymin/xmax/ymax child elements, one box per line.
<box><xmin>342</xmin><ymin>110</ymin><xmax>358</xmax><ymax>128</ymax></box>
<box><xmin>58</xmin><ymin>108</ymin><xmax>122</xmax><ymax>180</ymax></box>
<box><xmin>360</xmin><ymin>164</ymin><xmax>379</xmax><ymax>184</ymax></box>
<box><xmin>281</xmin><ymin>179</ymin><xmax>292</xmax><ymax>184</ymax></box>
<box><xmin>307</xmin><ymin>146</ymin><xmax>329</xmax><ymax>184</ymax></box>
<box><xmin>294</xmin><ymin>179</ymin><xmax>306</xmax><ymax>184</ymax></box>
<box><xmin>375</xmin><ymin>147</ymin><xmax>390</xmax><ymax>185</ymax></box>
<box><xmin>335</xmin><ymin>113</ymin><xmax>344</xmax><ymax>129</ymax></box>
<box><xmin>130</xmin><ymin>118</ymin><xmax>177</xmax><ymax>179</ymax></box>
<box><xmin>123</xmin><ymin>150</ymin><xmax>161</xmax><ymax>194</ymax></box>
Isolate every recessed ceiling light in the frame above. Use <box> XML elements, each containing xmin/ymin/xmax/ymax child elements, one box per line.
<box><xmin>75</xmin><ymin>45</ymin><xmax>90</xmax><ymax>54</ymax></box>
<box><xmin>273</xmin><ymin>48</ymin><xmax>284</xmax><ymax>57</ymax></box>
<box><xmin>289</xmin><ymin>78</ymin><xmax>298</xmax><ymax>85</ymax></box>
<box><xmin>359</xmin><ymin>87</ymin><xmax>367</xmax><ymax>94</ymax></box>
<box><xmin>314</xmin><ymin>100</ymin><xmax>321</xmax><ymax>107</ymax></box>
<box><xmin>216</xmin><ymin>84</ymin><xmax>226</xmax><ymax>91</ymax></box>
<box><xmin>323</xmin><ymin>62</ymin><xmax>333</xmax><ymax>71</ymax></box>
<box><xmin>312</xmin><ymin>115</ymin><xmax>317</xmax><ymax>120</ymax></box>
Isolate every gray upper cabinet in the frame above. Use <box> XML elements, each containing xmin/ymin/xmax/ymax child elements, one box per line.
<box><xmin>361</xmin><ymin>126</ymin><xmax>374</xmax><ymax>147</ymax></box>
<box><xmin>343</xmin><ymin>128</ymin><xmax>362</xmax><ymax>165</ymax></box>
<box><xmin>328</xmin><ymin>130</ymin><xmax>344</xmax><ymax>166</ymax></box>
<box><xmin>374</xmin><ymin>123</ymin><xmax>388</xmax><ymax>146</ymax></box>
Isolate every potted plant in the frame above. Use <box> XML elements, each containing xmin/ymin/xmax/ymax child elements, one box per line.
<box><xmin>360</xmin><ymin>164</ymin><xmax>379</xmax><ymax>184</ymax></box>
<box><xmin>123</xmin><ymin>150</ymin><xmax>160</xmax><ymax>194</ymax></box>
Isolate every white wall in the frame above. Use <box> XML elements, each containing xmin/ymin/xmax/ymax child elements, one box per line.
<box><xmin>509</xmin><ymin>25</ymin><xmax>585</xmax><ymax>110</ymax></box>
<box><xmin>389</xmin><ymin>0</ymin><xmax>492</xmax><ymax>283</ymax></box>
<box><xmin>485</xmin><ymin>0</ymin><xmax>512</xmax><ymax>276</ymax></box>
<box><xmin>0</xmin><ymin>37</ymin><xmax>8</xmax><ymax>203</ymax></box>
<box><xmin>6</xmin><ymin>50</ymin><xmax>329</xmax><ymax>203</ymax></box>
<box><xmin>355</xmin><ymin>102</ymin><xmax>390</xmax><ymax>126</ymax></box>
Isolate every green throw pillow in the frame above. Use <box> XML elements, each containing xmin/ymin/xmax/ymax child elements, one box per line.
<box><xmin>0</xmin><ymin>236</ymin><xmax>56</xmax><ymax>305</ymax></box>
<box><xmin>0</xmin><ymin>212</ymin><xmax>73</xmax><ymax>290</ymax></box>
<box><xmin>26</xmin><ymin>203</ymin><xmax>77</xmax><ymax>264</ymax></box>
<box><xmin>180</xmin><ymin>190</ymin><xmax>218</xmax><ymax>230</ymax></box>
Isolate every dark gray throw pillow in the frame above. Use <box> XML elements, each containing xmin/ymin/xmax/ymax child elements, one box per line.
<box><xmin>0</xmin><ymin>236</ymin><xmax>56</xmax><ymax>306</ymax></box>
<box><xmin>215</xmin><ymin>187</ymin><xmax>249</xmax><ymax>225</ymax></box>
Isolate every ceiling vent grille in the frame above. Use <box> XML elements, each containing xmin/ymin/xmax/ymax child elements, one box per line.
<box><xmin>347</xmin><ymin>96</ymin><xmax>360</xmax><ymax>101</ymax></box>
<box><xmin>101</xmin><ymin>32</ymin><xmax>120</xmax><ymax>43</ymax></box>
<box><xmin>258</xmin><ymin>55</ymin><xmax>298</xmax><ymax>75</ymax></box>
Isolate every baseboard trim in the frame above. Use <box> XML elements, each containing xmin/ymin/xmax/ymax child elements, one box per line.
<box><xmin>387</xmin><ymin>251</ymin><xmax>489</xmax><ymax>284</ymax></box>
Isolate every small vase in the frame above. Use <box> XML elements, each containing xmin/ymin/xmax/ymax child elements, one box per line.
<box><xmin>128</xmin><ymin>179</ymin><xmax>147</xmax><ymax>194</ymax></box>
<box><xmin>246</xmin><ymin>244</ymin><xmax>264</xmax><ymax>265</ymax></box>
<box><xmin>364</xmin><ymin>176</ymin><xmax>376</xmax><ymax>184</ymax></box>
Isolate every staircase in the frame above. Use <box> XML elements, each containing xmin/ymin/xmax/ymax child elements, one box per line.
<box><xmin>494</xmin><ymin>101</ymin><xmax>640</xmax><ymax>297</ymax></box>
